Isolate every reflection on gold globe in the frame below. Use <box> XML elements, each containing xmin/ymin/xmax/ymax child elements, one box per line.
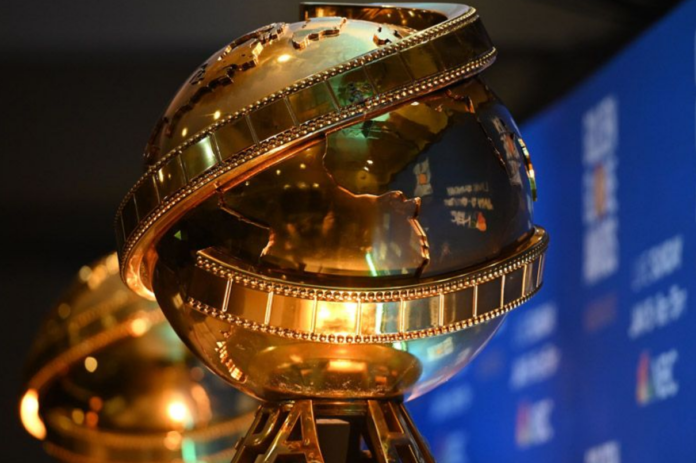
<box><xmin>20</xmin><ymin>254</ymin><xmax>258</xmax><ymax>463</ymax></box>
<box><xmin>114</xmin><ymin>3</ymin><xmax>548</xmax><ymax>461</ymax></box>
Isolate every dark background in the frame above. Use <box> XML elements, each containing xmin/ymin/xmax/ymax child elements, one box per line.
<box><xmin>0</xmin><ymin>1</ymin><xmax>681</xmax><ymax>460</ymax></box>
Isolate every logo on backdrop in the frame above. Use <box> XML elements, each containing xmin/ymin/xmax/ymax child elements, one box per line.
<box><xmin>631</xmin><ymin>235</ymin><xmax>683</xmax><ymax>291</ymax></box>
<box><xmin>585</xmin><ymin>441</ymin><xmax>621</xmax><ymax>463</ymax></box>
<box><xmin>437</xmin><ymin>431</ymin><xmax>470</xmax><ymax>463</ymax></box>
<box><xmin>582</xmin><ymin>96</ymin><xmax>620</xmax><ymax>285</ymax></box>
<box><xmin>512</xmin><ymin>301</ymin><xmax>557</xmax><ymax>348</ymax></box>
<box><xmin>636</xmin><ymin>349</ymin><xmax>679</xmax><ymax>406</ymax></box>
<box><xmin>628</xmin><ymin>235</ymin><xmax>687</xmax><ymax>339</ymax></box>
<box><xmin>515</xmin><ymin>398</ymin><xmax>554</xmax><ymax>448</ymax></box>
<box><xmin>510</xmin><ymin>344</ymin><xmax>561</xmax><ymax>390</ymax></box>
<box><xmin>628</xmin><ymin>285</ymin><xmax>687</xmax><ymax>339</ymax></box>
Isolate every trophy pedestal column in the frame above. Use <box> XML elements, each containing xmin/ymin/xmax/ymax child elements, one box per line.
<box><xmin>231</xmin><ymin>399</ymin><xmax>435</xmax><ymax>463</ymax></box>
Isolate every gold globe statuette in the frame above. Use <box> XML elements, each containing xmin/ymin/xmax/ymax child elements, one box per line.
<box><xmin>114</xmin><ymin>3</ymin><xmax>548</xmax><ymax>462</ymax></box>
<box><xmin>20</xmin><ymin>254</ymin><xmax>258</xmax><ymax>463</ymax></box>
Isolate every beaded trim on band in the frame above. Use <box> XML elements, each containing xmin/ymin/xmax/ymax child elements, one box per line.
<box><xmin>185</xmin><ymin>228</ymin><xmax>548</xmax><ymax>343</ymax></box>
<box><xmin>140</xmin><ymin>5</ymin><xmax>480</xmax><ymax>175</ymax></box>
<box><xmin>27</xmin><ymin>308</ymin><xmax>164</xmax><ymax>394</ymax></box>
<box><xmin>24</xmin><ymin>256</ymin><xmax>255</xmax><ymax>460</ymax></box>
<box><xmin>115</xmin><ymin>7</ymin><xmax>496</xmax><ymax>293</ymax></box>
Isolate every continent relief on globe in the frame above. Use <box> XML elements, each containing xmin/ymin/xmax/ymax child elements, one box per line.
<box><xmin>145</xmin><ymin>17</ymin><xmax>414</xmax><ymax>162</ymax></box>
<box><xmin>156</xmin><ymin>79</ymin><xmax>533</xmax><ymax>287</ymax></box>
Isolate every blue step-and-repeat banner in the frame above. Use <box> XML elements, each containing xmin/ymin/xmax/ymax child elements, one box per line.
<box><xmin>408</xmin><ymin>1</ymin><xmax>696</xmax><ymax>461</ymax></box>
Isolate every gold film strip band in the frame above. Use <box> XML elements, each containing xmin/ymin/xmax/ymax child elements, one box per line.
<box><xmin>25</xmin><ymin>255</ymin><xmax>255</xmax><ymax>462</ymax></box>
<box><xmin>26</xmin><ymin>255</ymin><xmax>149</xmax><ymax>392</ymax></box>
<box><xmin>186</xmin><ymin>228</ymin><xmax>548</xmax><ymax>343</ymax></box>
<box><xmin>43</xmin><ymin>414</ymin><xmax>252</xmax><ymax>463</ymax></box>
<box><xmin>115</xmin><ymin>5</ymin><xmax>495</xmax><ymax>294</ymax></box>
<box><xmin>27</xmin><ymin>308</ymin><xmax>164</xmax><ymax>394</ymax></box>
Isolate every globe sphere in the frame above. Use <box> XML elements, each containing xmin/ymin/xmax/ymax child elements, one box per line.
<box><xmin>21</xmin><ymin>254</ymin><xmax>257</xmax><ymax>463</ymax></box>
<box><xmin>114</xmin><ymin>5</ymin><xmax>547</xmax><ymax>403</ymax></box>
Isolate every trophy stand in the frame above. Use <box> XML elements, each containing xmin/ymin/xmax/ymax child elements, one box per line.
<box><xmin>232</xmin><ymin>400</ymin><xmax>434</xmax><ymax>463</ymax></box>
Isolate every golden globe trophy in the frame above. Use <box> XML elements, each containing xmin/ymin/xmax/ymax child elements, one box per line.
<box><xmin>114</xmin><ymin>3</ymin><xmax>548</xmax><ymax>462</ymax></box>
<box><xmin>20</xmin><ymin>254</ymin><xmax>257</xmax><ymax>463</ymax></box>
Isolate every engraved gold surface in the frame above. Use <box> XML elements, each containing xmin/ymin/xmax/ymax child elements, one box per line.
<box><xmin>112</xmin><ymin>0</ymin><xmax>546</xmax><ymax>399</ymax></box>
<box><xmin>21</xmin><ymin>254</ymin><xmax>257</xmax><ymax>463</ymax></box>
<box><xmin>154</xmin><ymin>266</ymin><xmax>511</xmax><ymax>401</ymax></box>
<box><xmin>115</xmin><ymin>4</ymin><xmax>496</xmax><ymax>298</ymax></box>
<box><xmin>111</xmin><ymin>3</ymin><xmax>549</xmax><ymax>462</ymax></box>
<box><xmin>185</xmin><ymin>228</ymin><xmax>547</xmax><ymax>339</ymax></box>
<box><xmin>151</xmin><ymin>231</ymin><xmax>545</xmax><ymax>402</ymax></box>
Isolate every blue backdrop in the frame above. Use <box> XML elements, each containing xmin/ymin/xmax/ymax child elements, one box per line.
<box><xmin>408</xmin><ymin>1</ymin><xmax>696</xmax><ymax>461</ymax></box>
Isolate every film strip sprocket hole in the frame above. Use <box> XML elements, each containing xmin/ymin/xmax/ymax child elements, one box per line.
<box><xmin>115</xmin><ymin>11</ymin><xmax>495</xmax><ymax>270</ymax></box>
<box><xmin>185</xmin><ymin>228</ymin><xmax>548</xmax><ymax>343</ymax></box>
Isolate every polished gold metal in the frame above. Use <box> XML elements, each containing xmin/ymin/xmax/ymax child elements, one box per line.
<box><xmin>186</xmin><ymin>227</ymin><xmax>547</xmax><ymax>341</ymax></box>
<box><xmin>231</xmin><ymin>400</ymin><xmax>435</xmax><ymax>463</ymax></box>
<box><xmin>20</xmin><ymin>254</ymin><xmax>258</xmax><ymax>463</ymax></box>
<box><xmin>115</xmin><ymin>3</ymin><xmax>496</xmax><ymax>298</ymax></box>
<box><xmin>113</xmin><ymin>3</ymin><xmax>548</xmax><ymax>462</ymax></box>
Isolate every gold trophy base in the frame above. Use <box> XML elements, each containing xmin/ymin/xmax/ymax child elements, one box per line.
<box><xmin>231</xmin><ymin>399</ymin><xmax>435</xmax><ymax>463</ymax></box>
